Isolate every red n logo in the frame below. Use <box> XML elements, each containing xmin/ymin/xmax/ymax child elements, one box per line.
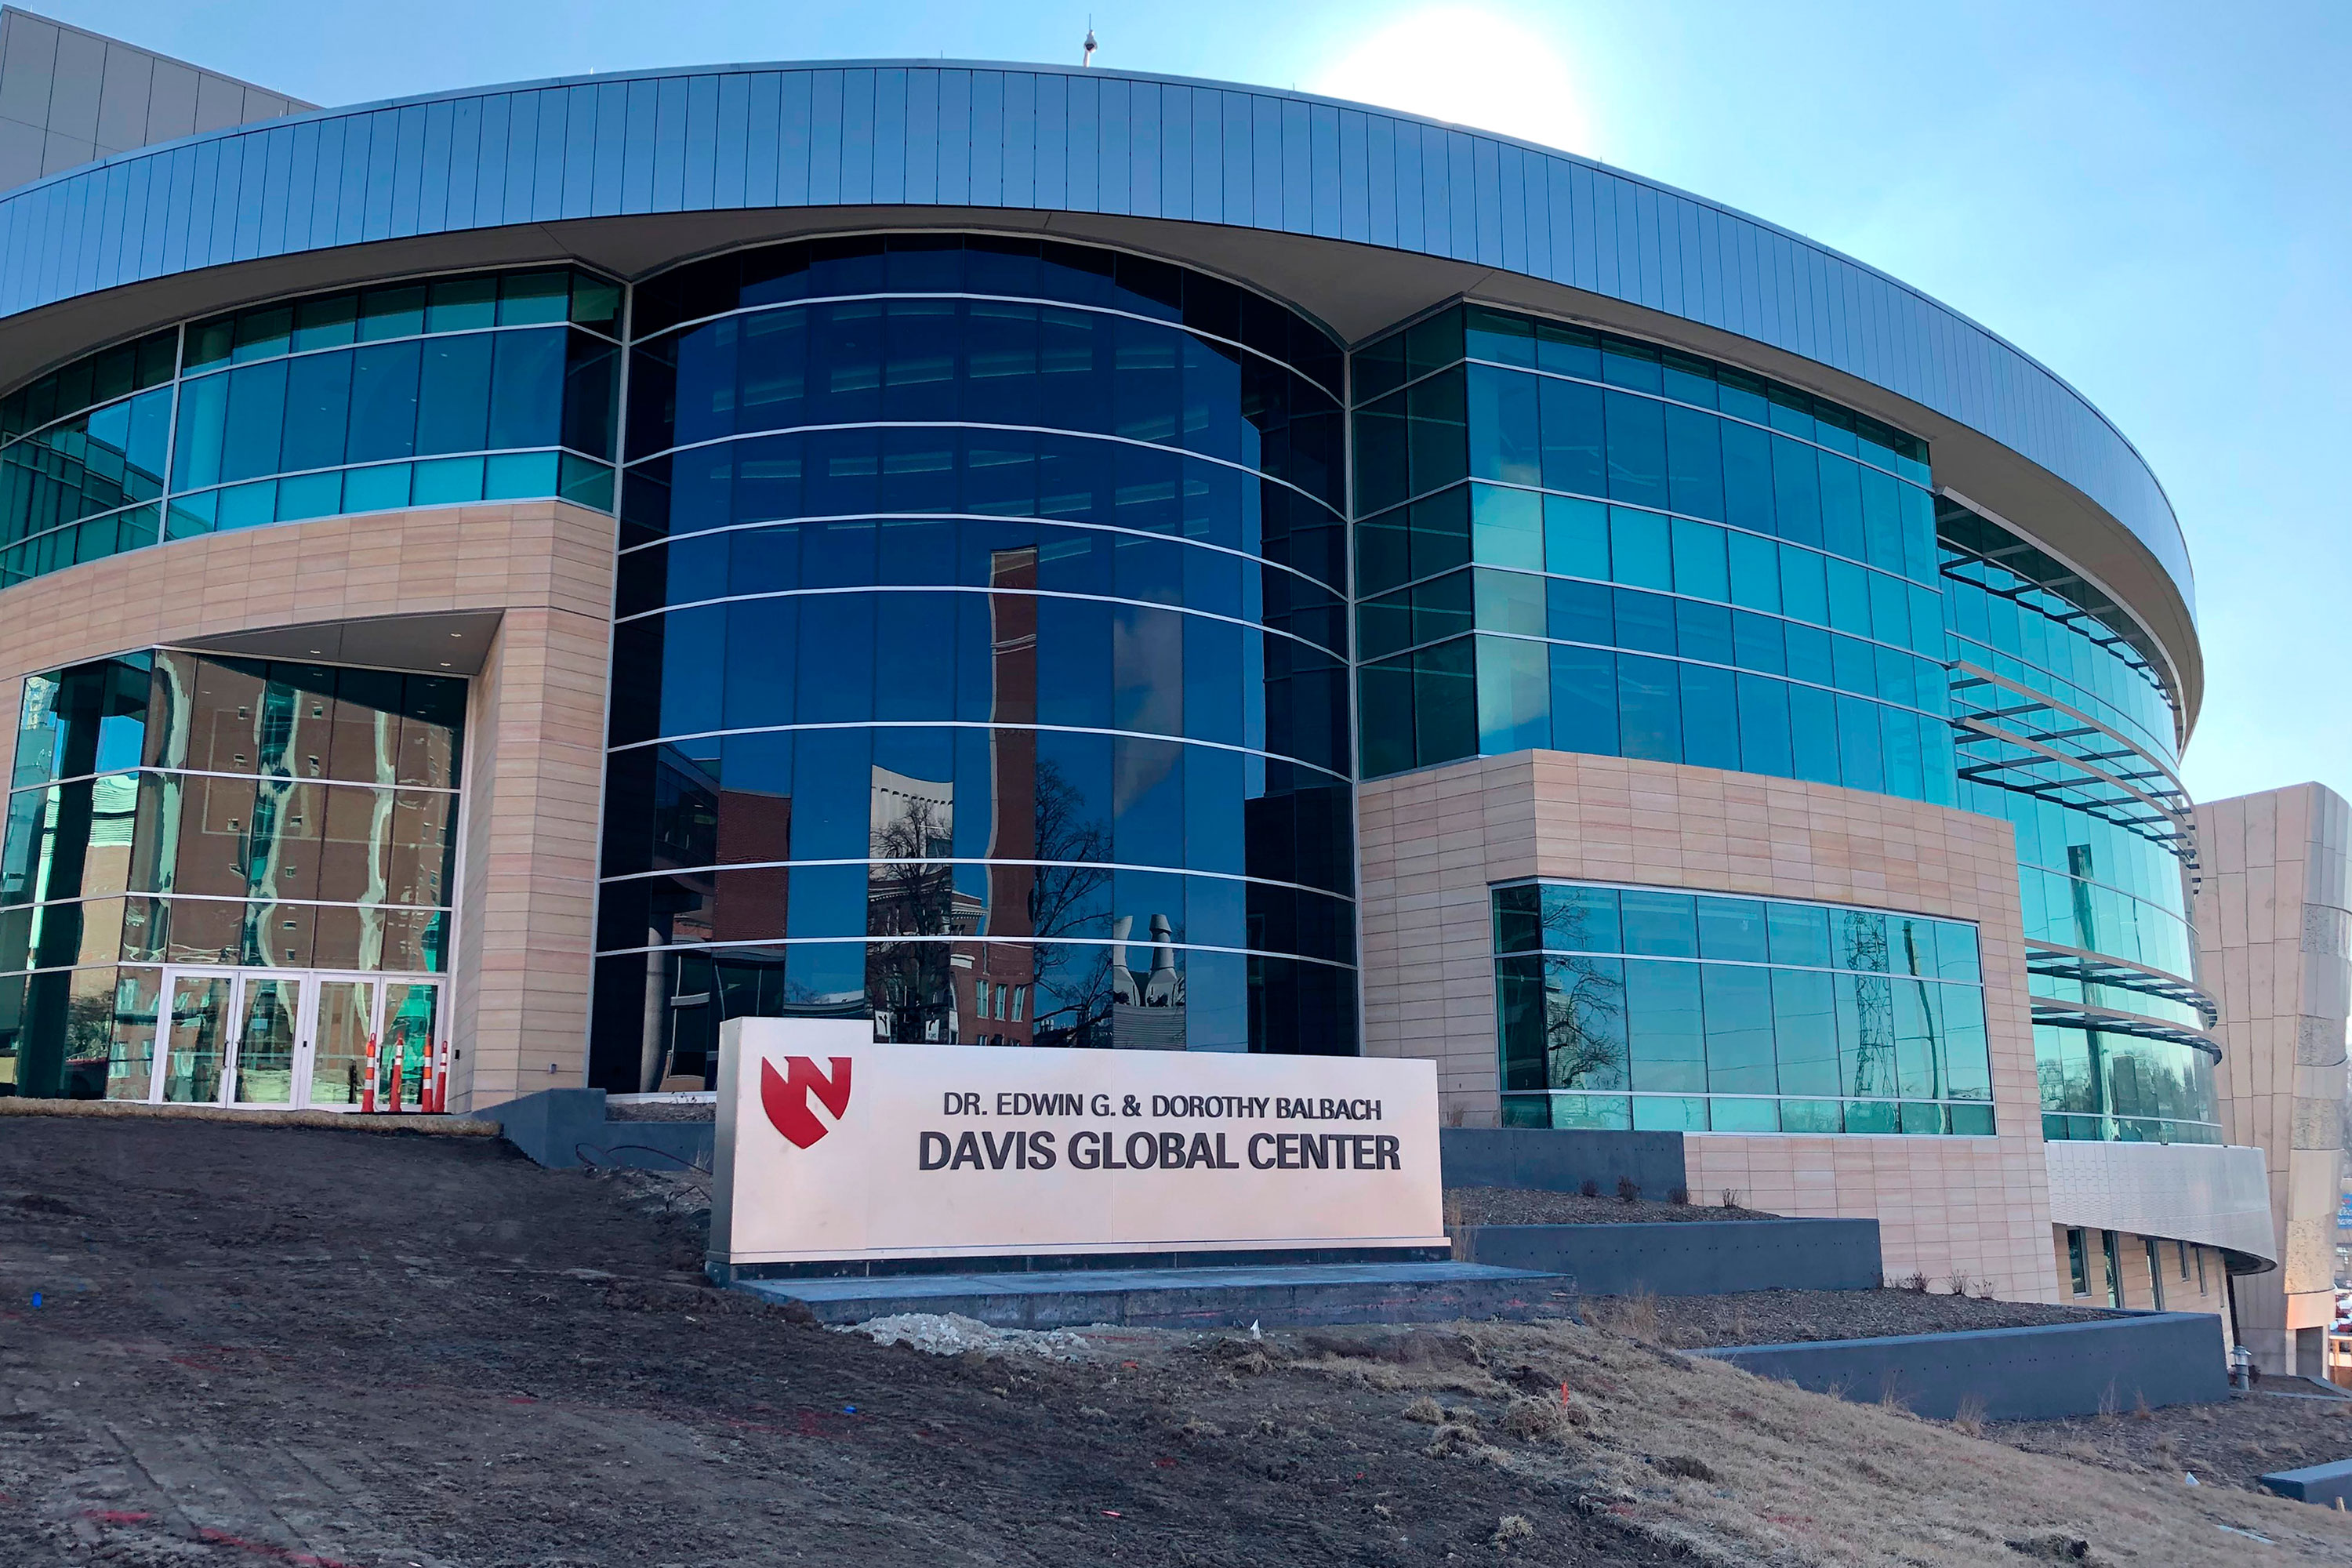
<box><xmin>760</xmin><ymin>1055</ymin><xmax>854</xmax><ymax>1149</ymax></box>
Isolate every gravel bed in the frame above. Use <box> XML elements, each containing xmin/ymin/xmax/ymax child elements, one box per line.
<box><xmin>1591</xmin><ymin>1286</ymin><xmax>2129</xmax><ymax>1348</ymax></box>
<box><xmin>1447</xmin><ymin>1185</ymin><xmax>1779</xmax><ymax>1225</ymax></box>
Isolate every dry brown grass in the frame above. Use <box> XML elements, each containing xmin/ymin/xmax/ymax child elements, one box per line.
<box><xmin>1287</xmin><ymin>1317</ymin><xmax>2352</xmax><ymax>1566</ymax></box>
<box><xmin>1583</xmin><ymin>1283</ymin><xmax>1662</xmax><ymax>1342</ymax></box>
<box><xmin>1443</xmin><ymin>1189</ymin><xmax>1470</xmax><ymax>1261</ymax></box>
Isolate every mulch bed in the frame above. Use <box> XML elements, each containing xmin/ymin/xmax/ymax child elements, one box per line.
<box><xmin>604</xmin><ymin>1098</ymin><xmax>717</xmax><ymax>1121</ymax></box>
<box><xmin>1447</xmin><ymin>1185</ymin><xmax>1778</xmax><ymax>1225</ymax></box>
<box><xmin>1601</xmin><ymin>1287</ymin><xmax>2128</xmax><ymax>1348</ymax></box>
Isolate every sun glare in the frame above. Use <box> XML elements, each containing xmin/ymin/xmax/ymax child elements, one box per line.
<box><xmin>1306</xmin><ymin>5</ymin><xmax>1595</xmax><ymax>159</ymax></box>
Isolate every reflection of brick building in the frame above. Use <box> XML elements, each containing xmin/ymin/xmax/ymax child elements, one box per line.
<box><xmin>712</xmin><ymin>788</ymin><xmax>789</xmax><ymax>942</ymax></box>
<box><xmin>964</xmin><ymin>547</ymin><xmax>1040</xmax><ymax>1047</ymax></box>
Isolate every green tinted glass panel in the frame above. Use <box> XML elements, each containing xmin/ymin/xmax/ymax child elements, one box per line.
<box><xmin>1494</xmin><ymin>882</ymin><xmax>1995</xmax><ymax>1138</ymax></box>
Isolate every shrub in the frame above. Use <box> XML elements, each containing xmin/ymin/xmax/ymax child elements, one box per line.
<box><xmin>1502</xmin><ymin>1396</ymin><xmax>1570</xmax><ymax>1440</ymax></box>
<box><xmin>1600</xmin><ymin>1286</ymin><xmax>1661</xmax><ymax>1342</ymax></box>
<box><xmin>1616</xmin><ymin>1176</ymin><xmax>1641</xmax><ymax>1204</ymax></box>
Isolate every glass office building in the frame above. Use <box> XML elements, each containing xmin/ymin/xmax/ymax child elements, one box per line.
<box><xmin>0</xmin><ymin>38</ymin><xmax>2272</xmax><ymax>1301</ymax></box>
<box><xmin>1354</xmin><ymin>304</ymin><xmax>1949</xmax><ymax>801</ymax></box>
<box><xmin>591</xmin><ymin>234</ymin><xmax>1356</xmax><ymax>1079</ymax></box>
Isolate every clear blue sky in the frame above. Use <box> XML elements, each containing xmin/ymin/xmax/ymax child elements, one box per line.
<box><xmin>42</xmin><ymin>0</ymin><xmax>2350</xmax><ymax>807</ymax></box>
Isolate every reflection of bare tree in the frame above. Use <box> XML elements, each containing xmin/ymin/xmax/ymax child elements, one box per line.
<box><xmin>1026</xmin><ymin>758</ymin><xmax>1113</xmax><ymax>1049</ymax></box>
<box><xmin>64</xmin><ymin>987</ymin><xmax>111</xmax><ymax>1064</ymax></box>
<box><xmin>2101</xmin><ymin>1036</ymin><xmax>2198</xmax><ymax>1129</ymax></box>
<box><xmin>1033</xmin><ymin>946</ymin><xmax>1113</xmax><ymax>1050</ymax></box>
<box><xmin>1543</xmin><ymin>958</ymin><xmax>1626</xmax><ymax>1090</ymax></box>
<box><xmin>1026</xmin><ymin>758</ymin><xmax>1109</xmax><ymax>937</ymax></box>
<box><xmin>871</xmin><ymin>798</ymin><xmax>956</xmax><ymax>935</ymax></box>
<box><xmin>868</xmin><ymin>798</ymin><xmax>957</xmax><ymax>1043</ymax></box>
<box><xmin>2035</xmin><ymin>1054</ymin><xmax>2075</xmax><ymax>1114</ymax></box>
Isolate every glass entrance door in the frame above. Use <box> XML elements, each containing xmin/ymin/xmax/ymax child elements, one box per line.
<box><xmin>158</xmin><ymin>969</ymin><xmax>234</xmax><ymax>1103</ymax></box>
<box><xmin>379</xmin><ymin>979</ymin><xmax>442</xmax><ymax>1111</ymax></box>
<box><xmin>231</xmin><ymin>976</ymin><xmax>304</xmax><ymax>1105</ymax></box>
<box><xmin>147</xmin><ymin>967</ymin><xmax>443</xmax><ymax>1110</ymax></box>
<box><xmin>307</xmin><ymin>976</ymin><xmax>376</xmax><ymax>1109</ymax></box>
<box><xmin>307</xmin><ymin>973</ymin><xmax>443</xmax><ymax>1110</ymax></box>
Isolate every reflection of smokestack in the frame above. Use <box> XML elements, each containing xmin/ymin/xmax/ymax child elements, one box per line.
<box><xmin>1111</xmin><ymin>914</ymin><xmax>1138</xmax><ymax>1004</ymax></box>
<box><xmin>1145</xmin><ymin>913</ymin><xmax>1178</xmax><ymax>1006</ymax></box>
<box><xmin>639</xmin><ymin>931</ymin><xmax>666</xmax><ymax>1092</ymax></box>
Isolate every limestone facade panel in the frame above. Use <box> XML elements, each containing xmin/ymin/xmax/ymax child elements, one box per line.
<box><xmin>1357</xmin><ymin>749</ymin><xmax>2060</xmax><ymax>1301</ymax></box>
<box><xmin>2197</xmin><ymin>782</ymin><xmax>2352</xmax><ymax>1372</ymax></box>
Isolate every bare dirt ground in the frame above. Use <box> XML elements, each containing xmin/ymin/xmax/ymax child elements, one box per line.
<box><xmin>5</xmin><ymin>1116</ymin><xmax>2352</xmax><ymax>1567</ymax></box>
<box><xmin>0</xmin><ymin>1116</ymin><xmax>1683</xmax><ymax>1568</ymax></box>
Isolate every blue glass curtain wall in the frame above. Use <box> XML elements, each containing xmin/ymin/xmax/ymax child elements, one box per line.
<box><xmin>1940</xmin><ymin>506</ymin><xmax>2194</xmax><ymax>982</ymax></box>
<box><xmin>1354</xmin><ymin>305</ymin><xmax>1955</xmax><ymax>804</ymax></box>
<box><xmin>1939</xmin><ymin>504</ymin><xmax>2180</xmax><ymax>760</ymax></box>
<box><xmin>591</xmin><ymin>234</ymin><xmax>1357</xmax><ymax>1087</ymax></box>
<box><xmin>0</xmin><ymin>267</ymin><xmax>622</xmax><ymax>590</ymax></box>
<box><xmin>1493</xmin><ymin>881</ymin><xmax>1994</xmax><ymax>1135</ymax></box>
<box><xmin>1932</xmin><ymin>506</ymin><xmax>2213</xmax><ymax>1142</ymax></box>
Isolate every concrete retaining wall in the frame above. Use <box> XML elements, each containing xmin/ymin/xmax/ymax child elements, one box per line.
<box><xmin>1440</xmin><ymin>1127</ymin><xmax>1686</xmax><ymax>1196</ymax></box>
<box><xmin>739</xmin><ymin>1262</ymin><xmax>1577</xmax><ymax>1330</ymax></box>
<box><xmin>1458</xmin><ymin>1218</ymin><xmax>1881</xmax><ymax>1295</ymax></box>
<box><xmin>2262</xmin><ymin>1459</ymin><xmax>2352</xmax><ymax>1506</ymax></box>
<box><xmin>488</xmin><ymin>1088</ymin><xmax>713</xmax><ymax>1171</ymax></box>
<box><xmin>1698</xmin><ymin>1311</ymin><xmax>2230</xmax><ymax>1420</ymax></box>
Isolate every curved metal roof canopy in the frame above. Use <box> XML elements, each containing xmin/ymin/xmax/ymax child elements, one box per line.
<box><xmin>0</xmin><ymin>60</ymin><xmax>2199</xmax><ymax>719</ymax></box>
